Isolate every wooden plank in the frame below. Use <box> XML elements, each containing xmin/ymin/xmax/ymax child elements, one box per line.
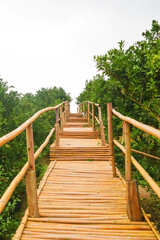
<box><xmin>13</xmin><ymin>112</ymin><xmax>159</xmax><ymax>239</ymax></box>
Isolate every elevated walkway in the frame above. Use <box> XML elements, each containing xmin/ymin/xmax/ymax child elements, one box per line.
<box><xmin>20</xmin><ymin>113</ymin><xmax>157</xmax><ymax>239</ymax></box>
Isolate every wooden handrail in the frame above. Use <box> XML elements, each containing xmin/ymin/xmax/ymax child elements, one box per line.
<box><xmin>0</xmin><ymin>100</ymin><xmax>68</xmax><ymax>216</ymax></box>
<box><xmin>0</xmin><ymin>127</ymin><xmax>55</xmax><ymax>214</ymax></box>
<box><xmin>82</xmin><ymin>101</ymin><xmax>100</xmax><ymax>107</ymax></box>
<box><xmin>0</xmin><ymin>101</ymin><xmax>66</xmax><ymax>147</ymax></box>
<box><xmin>131</xmin><ymin>148</ymin><xmax>160</xmax><ymax>161</ymax></box>
<box><xmin>113</xmin><ymin>140</ymin><xmax>160</xmax><ymax>198</ymax></box>
<box><xmin>112</xmin><ymin>108</ymin><xmax>160</xmax><ymax>140</ymax></box>
<box><xmin>94</xmin><ymin>116</ymin><xmax>100</xmax><ymax>125</ymax></box>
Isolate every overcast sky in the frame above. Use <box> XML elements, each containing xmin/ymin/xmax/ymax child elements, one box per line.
<box><xmin>0</xmin><ymin>0</ymin><xmax>160</xmax><ymax>112</ymax></box>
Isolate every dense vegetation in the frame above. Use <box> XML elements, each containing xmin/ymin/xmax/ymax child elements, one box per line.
<box><xmin>0</xmin><ymin>80</ymin><xmax>71</xmax><ymax>239</ymax></box>
<box><xmin>77</xmin><ymin>20</ymin><xmax>160</xmax><ymax>228</ymax></box>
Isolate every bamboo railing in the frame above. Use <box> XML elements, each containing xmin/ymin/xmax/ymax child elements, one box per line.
<box><xmin>79</xmin><ymin>101</ymin><xmax>106</xmax><ymax>145</ymax></box>
<box><xmin>79</xmin><ymin>101</ymin><xmax>117</xmax><ymax>177</ymax></box>
<box><xmin>107</xmin><ymin>102</ymin><xmax>160</xmax><ymax>221</ymax></box>
<box><xmin>0</xmin><ymin>101</ymin><xmax>69</xmax><ymax>216</ymax></box>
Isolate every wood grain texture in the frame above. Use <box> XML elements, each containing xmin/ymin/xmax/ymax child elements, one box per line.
<box><xmin>14</xmin><ymin>113</ymin><xmax>159</xmax><ymax>239</ymax></box>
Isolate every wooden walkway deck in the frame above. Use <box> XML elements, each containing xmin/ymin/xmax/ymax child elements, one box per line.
<box><xmin>19</xmin><ymin>113</ymin><xmax>157</xmax><ymax>239</ymax></box>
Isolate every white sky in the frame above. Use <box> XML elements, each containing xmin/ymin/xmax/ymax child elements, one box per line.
<box><xmin>0</xmin><ymin>0</ymin><xmax>160</xmax><ymax>112</ymax></box>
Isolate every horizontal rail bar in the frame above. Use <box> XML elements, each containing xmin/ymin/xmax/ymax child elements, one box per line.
<box><xmin>112</xmin><ymin>108</ymin><xmax>160</xmax><ymax>140</ymax></box>
<box><xmin>13</xmin><ymin>161</ymin><xmax>57</xmax><ymax>240</ymax></box>
<box><xmin>0</xmin><ymin>102</ymin><xmax>66</xmax><ymax>147</ymax></box>
<box><xmin>113</xmin><ymin>139</ymin><xmax>160</xmax><ymax>198</ymax></box>
<box><xmin>0</xmin><ymin>127</ymin><xmax>55</xmax><ymax>214</ymax></box>
<box><xmin>34</xmin><ymin>128</ymin><xmax>55</xmax><ymax>160</ymax></box>
<box><xmin>94</xmin><ymin>116</ymin><xmax>100</xmax><ymax>125</ymax></box>
<box><xmin>82</xmin><ymin>101</ymin><xmax>99</xmax><ymax>107</ymax></box>
<box><xmin>0</xmin><ymin>162</ymin><xmax>29</xmax><ymax>214</ymax></box>
<box><xmin>131</xmin><ymin>148</ymin><xmax>160</xmax><ymax>161</ymax></box>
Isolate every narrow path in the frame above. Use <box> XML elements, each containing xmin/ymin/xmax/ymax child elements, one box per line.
<box><xmin>21</xmin><ymin>113</ymin><xmax>157</xmax><ymax>239</ymax></box>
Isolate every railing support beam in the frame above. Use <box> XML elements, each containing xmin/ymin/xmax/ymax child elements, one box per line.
<box><xmin>126</xmin><ymin>180</ymin><xmax>143</xmax><ymax>221</ymax></box>
<box><xmin>98</xmin><ymin>106</ymin><xmax>106</xmax><ymax>146</ymax></box>
<box><xmin>107</xmin><ymin>103</ymin><xmax>117</xmax><ymax>177</ymax></box>
<box><xmin>88</xmin><ymin>102</ymin><xmax>90</xmax><ymax>126</ymax></box>
<box><xmin>125</xmin><ymin>122</ymin><xmax>132</xmax><ymax>181</ymax></box>
<box><xmin>25</xmin><ymin>124</ymin><xmax>39</xmax><ymax>218</ymax></box>
<box><xmin>92</xmin><ymin>103</ymin><xmax>95</xmax><ymax>131</ymax></box>
<box><xmin>56</xmin><ymin>108</ymin><xmax>60</xmax><ymax>147</ymax></box>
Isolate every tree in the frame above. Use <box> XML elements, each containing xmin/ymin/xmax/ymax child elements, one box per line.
<box><xmin>94</xmin><ymin>20</ymin><xmax>160</xmax><ymax>123</ymax></box>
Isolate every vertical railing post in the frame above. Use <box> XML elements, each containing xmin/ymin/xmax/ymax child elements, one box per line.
<box><xmin>125</xmin><ymin>122</ymin><xmax>131</xmax><ymax>181</ymax></box>
<box><xmin>88</xmin><ymin>102</ymin><xmax>90</xmax><ymax>126</ymax></box>
<box><xmin>92</xmin><ymin>103</ymin><xmax>95</xmax><ymax>131</ymax></box>
<box><xmin>124</xmin><ymin>121</ymin><xmax>142</xmax><ymax>220</ymax></box>
<box><xmin>83</xmin><ymin>104</ymin><xmax>85</xmax><ymax>118</ymax></box>
<box><xmin>60</xmin><ymin>105</ymin><xmax>63</xmax><ymax>130</ymax></box>
<box><xmin>25</xmin><ymin>124</ymin><xmax>39</xmax><ymax>217</ymax></box>
<box><xmin>65</xmin><ymin>102</ymin><xmax>67</xmax><ymax>122</ymax></box>
<box><xmin>98</xmin><ymin>105</ymin><xmax>106</xmax><ymax>146</ymax></box>
<box><xmin>107</xmin><ymin>103</ymin><xmax>117</xmax><ymax>177</ymax></box>
<box><xmin>68</xmin><ymin>102</ymin><xmax>70</xmax><ymax>115</ymax></box>
<box><xmin>56</xmin><ymin>108</ymin><xmax>60</xmax><ymax>147</ymax></box>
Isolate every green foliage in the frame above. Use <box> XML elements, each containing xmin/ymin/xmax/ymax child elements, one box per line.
<box><xmin>77</xmin><ymin>20</ymin><xmax>160</xmax><ymax>230</ymax></box>
<box><xmin>94</xmin><ymin>20</ymin><xmax>160</xmax><ymax>122</ymax></box>
<box><xmin>0</xmin><ymin>79</ymin><xmax>71</xmax><ymax>239</ymax></box>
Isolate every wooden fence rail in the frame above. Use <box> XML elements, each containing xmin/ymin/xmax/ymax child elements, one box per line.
<box><xmin>0</xmin><ymin>101</ymin><xmax>69</xmax><ymax>215</ymax></box>
<box><xmin>80</xmin><ymin>101</ymin><xmax>106</xmax><ymax>146</ymax></box>
<box><xmin>107</xmin><ymin>102</ymin><xmax>160</xmax><ymax>221</ymax></box>
<box><xmin>79</xmin><ymin>101</ymin><xmax>160</xmax><ymax>221</ymax></box>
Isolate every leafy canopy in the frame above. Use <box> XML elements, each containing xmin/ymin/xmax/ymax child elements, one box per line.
<box><xmin>94</xmin><ymin>20</ymin><xmax>160</xmax><ymax>122</ymax></box>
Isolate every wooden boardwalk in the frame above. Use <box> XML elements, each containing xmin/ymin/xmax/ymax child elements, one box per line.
<box><xmin>19</xmin><ymin>113</ymin><xmax>157</xmax><ymax>239</ymax></box>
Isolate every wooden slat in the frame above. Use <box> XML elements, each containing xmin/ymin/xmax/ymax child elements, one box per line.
<box><xmin>13</xmin><ymin>112</ymin><xmax>159</xmax><ymax>239</ymax></box>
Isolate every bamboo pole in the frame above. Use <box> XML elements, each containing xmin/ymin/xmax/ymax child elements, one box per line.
<box><xmin>83</xmin><ymin>101</ymin><xmax>99</xmax><ymax>107</ymax></box>
<box><xmin>0</xmin><ymin>102</ymin><xmax>65</xmax><ymax>147</ymax></box>
<box><xmin>13</xmin><ymin>161</ymin><xmax>57</xmax><ymax>240</ymax></box>
<box><xmin>95</xmin><ymin>116</ymin><xmax>100</xmax><ymax>125</ymax></box>
<box><xmin>107</xmin><ymin>103</ymin><xmax>117</xmax><ymax>177</ymax></box>
<box><xmin>26</xmin><ymin>124</ymin><xmax>35</xmax><ymax>171</ymax></box>
<box><xmin>34</xmin><ymin>128</ymin><xmax>55</xmax><ymax>160</ymax></box>
<box><xmin>56</xmin><ymin>108</ymin><xmax>60</xmax><ymax>147</ymax></box>
<box><xmin>83</xmin><ymin>104</ymin><xmax>85</xmax><ymax>118</ymax></box>
<box><xmin>112</xmin><ymin>108</ymin><xmax>160</xmax><ymax>140</ymax></box>
<box><xmin>65</xmin><ymin>102</ymin><xmax>68</xmax><ymax>122</ymax></box>
<box><xmin>60</xmin><ymin>105</ymin><xmax>63</xmax><ymax>130</ymax></box>
<box><xmin>131</xmin><ymin>148</ymin><xmax>160</xmax><ymax>161</ymax></box>
<box><xmin>0</xmin><ymin>127</ymin><xmax>55</xmax><ymax>215</ymax></box>
<box><xmin>98</xmin><ymin>106</ymin><xmax>106</xmax><ymax>146</ymax></box>
<box><xmin>113</xmin><ymin>140</ymin><xmax>160</xmax><ymax>198</ymax></box>
<box><xmin>126</xmin><ymin>180</ymin><xmax>142</xmax><ymax>221</ymax></box>
<box><xmin>92</xmin><ymin>103</ymin><xmax>95</xmax><ymax>131</ymax></box>
<box><xmin>0</xmin><ymin>162</ymin><xmax>29</xmax><ymax>214</ymax></box>
<box><xmin>25</xmin><ymin>171</ymin><xmax>39</xmax><ymax>217</ymax></box>
<box><xmin>25</xmin><ymin>124</ymin><xmax>39</xmax><ymax>217</ymax></box>
<box><xmin>141</xmin><ymin>208</ymin><xmax>160</xmax><ymax>240</ymax></box>
<box><xmin>125</xmin><ymin>122</ymin><xmax>132</xmax><ymax>181</ymax></box>
<box><xmin>88</xmin><ymin>102</ymin><xmax>90</xmax><ymax>126</ymax></box>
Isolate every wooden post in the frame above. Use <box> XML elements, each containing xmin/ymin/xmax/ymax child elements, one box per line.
<box><xmin>92</xmin><ymin>103</ymin><xmax>95</xmax><ymax>131</ymax></box>
<box><xmin>88</xmin><ymin>102</ymin><xmax>90</xmax><ymax>126</ymax></box>
<box><xmin>126</xmin><ymin>180</ymin><xmax>143</xmax><ymax>221</ymax></box>
<box><xmin>107</xmin><ymin>103</ymin><xmax>117</xmax><ymax>177</ymax></box>
<box><xmin>125</xmin><ymin>122</ymin><xmax>132</xmax><ymax>181</ymax></box>
<box><xmin>60</xmin><ymin>105</ymin><xmax>63</xmax><ymax>130</ymax></box>
<box><xmin>98</xmin><ymin>106</ymin><xmax>106</xmax><ymax>146</ymax></box>
<box><xmin>122</xmin><ymin>121</ymin><xmax>125</xmax><ymax>144</ymax></box>
<box><xmin>83</xmin><ymin>104</ymin><xmax>85</xmax><ymax>118</ymax></box>
<box><xmin>25</xmin><ymin>124</ymin><xmax>39</xmax><ymax>217</ymax></box>
<box><xmin>56</xmin><ymin>108</ymin><xmax>59</xmax><ymax>147</ymax></box>
<box><xmin>65</xmin><ymin>102</ymin><xmax>67</xmax><ymax>122</ymax></box>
